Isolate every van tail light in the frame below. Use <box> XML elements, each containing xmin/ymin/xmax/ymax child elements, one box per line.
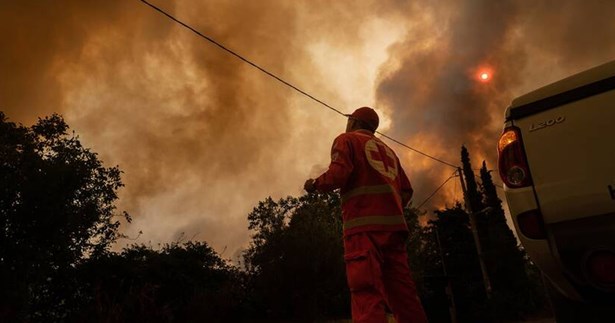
<box><xmin>497</xmin><ymin>126</ymin><xmax>533</xmax><ymax>188</ymax></box>
<box><xmin>517</xmin><ymin>209</ymin><xmax>547</xmax><ymax>239</ymax></box>
<box><xmin>585</xmin><ymin>250</ymin><xmax>615</xmax><ymax>287</ymax></box>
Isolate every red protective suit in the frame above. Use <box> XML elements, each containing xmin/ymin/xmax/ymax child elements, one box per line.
<box><xmin>315</xmin><ymin>129</ymin><xmax>427</xmax><ymax>323</ymax></box>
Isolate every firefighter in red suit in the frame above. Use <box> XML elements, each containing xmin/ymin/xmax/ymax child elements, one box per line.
<box><xmin>304</xmin><ymin>107</ymin><xmax>428</xmax><ymax>323</ymax></box>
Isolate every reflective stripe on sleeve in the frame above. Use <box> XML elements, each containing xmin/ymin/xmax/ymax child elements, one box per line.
<box><xmin>343</xmin><ymin>215</ymin><xmax>406</xmax><ymax>231</ymax></box>
<box><xmin>341</xmin><ymin>184</ymin><xmax>398</xmax><ymax>204</ymax></box>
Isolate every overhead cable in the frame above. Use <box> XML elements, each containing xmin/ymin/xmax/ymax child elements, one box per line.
<box><xmin>376</xmin><ymin>132</ymin><xmax>458</xmax><ymax>168</ymax></box>
<box><xmin>140</xmin><ymin>0</ymin><xmax>458</xmax><ymax>169</ymax></box>
<box><xmin>140</xmin><ymin>0</ymin><xmax>344</xmax><ymax>117</ymax></box>
<box><xmin>416</xmin><ymin>170</ymin><xmax>459</xmax><ymax>210</ymax></box>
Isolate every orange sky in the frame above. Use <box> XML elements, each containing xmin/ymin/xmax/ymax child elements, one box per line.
<box><xmin>2</xmin><ymin>0</ymin><xmax>615</xmax><ymax>260</ymax></box>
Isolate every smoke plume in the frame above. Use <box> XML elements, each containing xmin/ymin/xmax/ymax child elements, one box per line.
<box><xmin>2</xmin><ymin>0</ymin><xmax>615</xmax><ymax>256</ymax></box>
<box><xmin>375</xmin><ymin>0</ymin><xmax>615</xmax><ymax>211</ymax></box>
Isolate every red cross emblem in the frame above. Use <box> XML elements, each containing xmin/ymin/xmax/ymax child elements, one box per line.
<box><xmin>365</xmin><ymin>139</ymin><xmax>398</xmax><ymax>180</ymax></box>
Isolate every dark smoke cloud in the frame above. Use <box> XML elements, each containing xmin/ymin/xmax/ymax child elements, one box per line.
<box><xmin>0</xmin><ymin>0</ymin><xmax>173</xmax><ymax>123</ymax></box>
<box><xmin>2</xmin><ymin>0</ymin><xmax>615</xmax><ymax>255</ymax></box>
<box><xmin>1</xmin><ymin>0</ymin><xmax>385</xmax><ymax>255</ymax></box>
<box><xmin>375</xmin><ymin>0</ymin><xmax>615</xmax><ymax>211</ymax></box>
<box><xmin>58</xmin><ymin>1</ymin><xmax>311</xmax><ymax>253</ymax></box>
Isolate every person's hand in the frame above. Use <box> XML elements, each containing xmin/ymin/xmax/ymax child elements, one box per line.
<box><xmin>304</xmin><ymin>179</ymin><xmax>316</xmax><ymax>193</ymax></box>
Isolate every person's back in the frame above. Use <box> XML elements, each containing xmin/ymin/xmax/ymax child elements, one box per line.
<box><xmin>305</xmin><ymin>107</ymin><xmax>428</xmax><ymax>323</ymax></box>
<box><xmin>328</xmin><ymin>129</ymin><xmax>409</xmax><ymax>237</ymax></box>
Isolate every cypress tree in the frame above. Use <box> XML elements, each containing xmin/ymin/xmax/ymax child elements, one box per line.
<box><xmin>427</xmin><ymin>204</ymin><xmax>488</xmax><ymax>323</ymax></box>
<box><xmin>479</xmin><ymin>161</ymin><xmax>507</xmax><ymax>225</ymax></box>
<box><xmin>460</xmin><ymin>146</ymin><xmax>484</xmax><ymax>213</ymax></box>
<box><xmin>479</xmin><ymin>161</ymin><xmax>542</xmax><ymax>319</ymax></box>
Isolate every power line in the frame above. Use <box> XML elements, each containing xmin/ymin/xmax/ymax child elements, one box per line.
<box><xmin>140</xmin><ymin>0</ymin><xmax>458</xmax><ymax>169</ymax></box>
<box><xmin>415</xmin><ymin>167</ymin><xmax>507</xmax><ymax>212</ymax></box>
<box><xmin>416</xmin><ymin>170</ymin><xmax>459</xmax><ymax>209</ymax></box>
<box><xmin>376</xmin><ymin>132</ymin><xmax>458</xmax><ymax>168</ymax></box>
<box><xmin>140</xmin><ymin>0</ymin><xmax>344</xmax><ymax>115</ymax></box>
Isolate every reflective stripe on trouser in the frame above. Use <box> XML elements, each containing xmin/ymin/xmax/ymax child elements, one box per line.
<box><xmin>343</xmin><ymin>232</ymin><xmax>428</xmax><ymax>323</ymax></box>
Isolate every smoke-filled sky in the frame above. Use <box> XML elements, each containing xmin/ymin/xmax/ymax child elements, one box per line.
<box><xmin>2</xmin><ymin>0</ymin><xmax>615</xmax><ymax>259</ymax></box>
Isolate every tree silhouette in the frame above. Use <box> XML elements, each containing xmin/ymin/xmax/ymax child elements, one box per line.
<box><xmin>0</xmin><ymin>112</ymin><xmax>129</xmax><ymax>321</ymax></box>
<box><xmin>460</xmin><ymin>145</ymin><xmax>484</xmax><ymax>213</ymax></box>
<box><xmin>71</xmin><ymin>241</ymin><xmax>244</xmax><ymax>322</ymax></box>
<box><xmin>479</xmin><ymin>161</ymin><xmax>544</xmax><ymax>319</ymax></box>
<box><xmin>424</xmin><ymin>204</ymin><xmax>488</xmax><ymax>322</ymax></box>
<box><xmin>244</xmin><ymin>192</ymin><xmax>349</xmax><ymax>320</ymax></box>
<box><xmin>460</xmin><ymin>146</ymin><xmax>491</xmax><ymax>302</ymax></box>
<box><xmin>458</xmin><ymin>146</ymin><xmax>544</xmax><ymax>320</ymax></box>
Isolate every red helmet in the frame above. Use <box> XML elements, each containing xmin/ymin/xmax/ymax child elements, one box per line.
<box><xmin>345</xmin><ymin>107</ymin><xmax>379</xmax><ymax>131</ymax></box>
